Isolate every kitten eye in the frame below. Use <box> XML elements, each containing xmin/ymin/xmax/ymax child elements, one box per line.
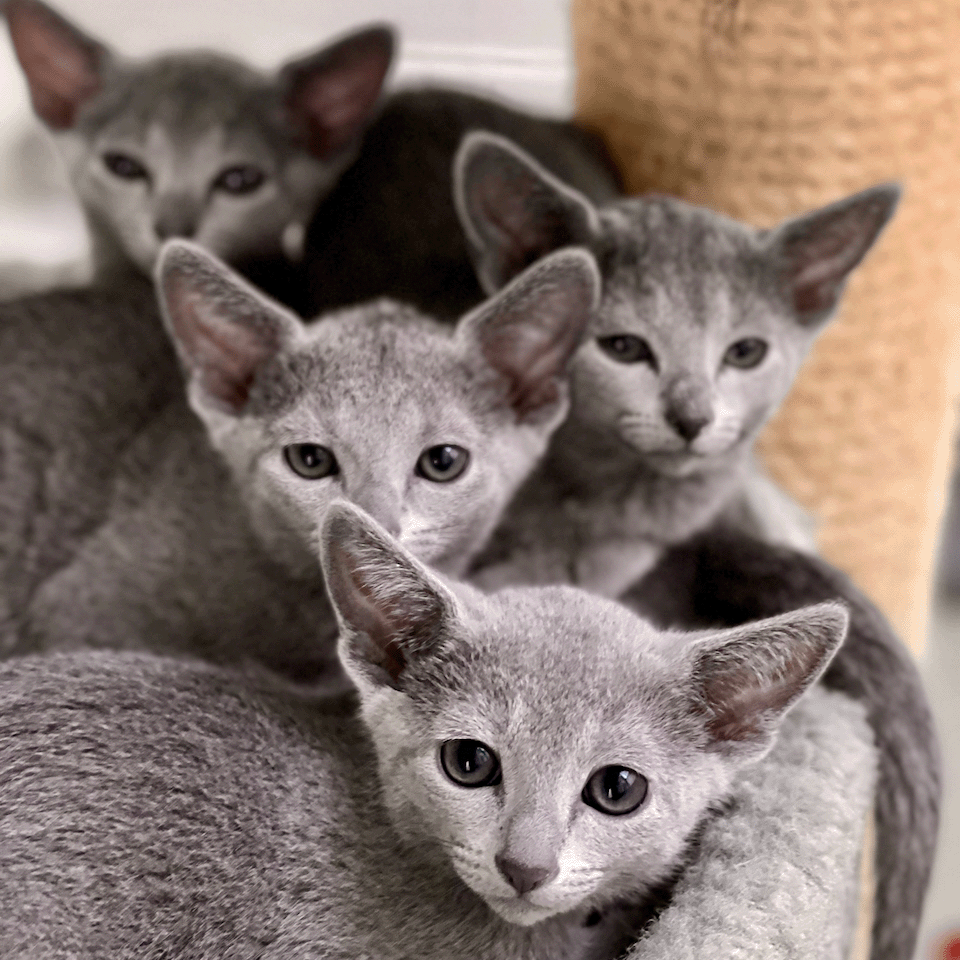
<box><xmin>723</xmin><ymin>338</ymin><xmax>768</xmax><ymax>369</ymax></box>
<box><xmin>283</xmin><ymin>444</ymin><xmax>339</xmax><ymax>480</ymax></box>
<box><xmin>416</xmin><ymin>445</ymin><xmax>469</xmax><ymax>483</ymax></box>
<box><xmin>597</xmin><ymin>335</ymin><xmax>658</xmax><ymax>369</ymax></box>
<box><xmin>213</xmin><ymin>165</ymin><xmax>266</xmax><ymax>195</ymax></box>
<box><xmin>582</xmin><ymin>766</ymin><xmax>648</xmax><ymax>816</ymax></box>
<box><xmin>103</xmin><ymin>152</ymin><xmax>149</xmax><ymax>181</ymax></box>
<box><xmin>439</xmin><ymin>739</ymin><xmax>502</xmax><ymax>788</ymax></box>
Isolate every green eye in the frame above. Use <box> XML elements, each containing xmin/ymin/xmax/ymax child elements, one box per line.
<box><xmin>103</xmin><ymin>151</ymin><xmax>149</xmax><ymax>181</ymax></box>
<box><xmin>597</xmin><ymin>334</ymin><xmax>658</xmax><ymax>369</ymax></box>
<box><xmin>723</xmin><ymin>338</ymin><xmax>768</xmax><ymax>369</ymax></box>
<box><xmin>582</xmin><ymin>765</ymin><xmax>648</xmax><ymax>816</ymax></box>
<box><xmin>440</xmin><ymin>739</ymin><xmax>502</xmax><ymax>788</ymax></box>
<box><xmin>214</xmin><ymin>165</ymin><xmax>266</xmax><ymax>195</ymax></box>
<box><xmin>283</xmin><ymin>444</ymin><xmax>339</xmax><ymax>480</ymax></box>
<box><xmin>416</xmin><ymin>445</ymin><xmax>469</xmax><ymax>483</ymax></box>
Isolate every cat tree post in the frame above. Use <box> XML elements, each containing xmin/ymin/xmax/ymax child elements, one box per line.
<box><xmin>571</xmin><ymin>0</ymin><xmax>960</xmax><ymax>657</ymax></box>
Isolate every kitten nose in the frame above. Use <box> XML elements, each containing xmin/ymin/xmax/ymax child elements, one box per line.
<box><xmin>665</xmin><ymin>408</ymin><xmax>712</xmax><ymax>442</ymax></box>
<box><xmin>494</xmin><ymin>854</ymin><xmax>558</xmax><ymax>895</ymax></box>
<box><xmin>154</xmin><ymin>199</ymin><xmax>199</xmax><ymax>241</ymax></box>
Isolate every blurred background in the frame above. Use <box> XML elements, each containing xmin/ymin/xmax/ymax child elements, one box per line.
<box><xmin>0</xmin><ymin>1</ymin><xmax>955</xmax><ymax>957</ymax></box>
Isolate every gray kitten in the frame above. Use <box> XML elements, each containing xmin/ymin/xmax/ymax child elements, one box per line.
<box><xmin>5</xmin><ymin>0</ymin><xmax>393</xmax><ymax>301</ymax></box>
<box><xmin>455</xmin><ymin>132</ymin><xmax>900</xmax><ymax>595</ymax></box>
<box><xmin>0</xmin><ymin>501</ymin><xmax>848</xmax><ymax>959</ymax></box>
<box><xmin>9</xmin><ymin>241</ymin><xmax>598</xmax><ymax>682</ymax></box>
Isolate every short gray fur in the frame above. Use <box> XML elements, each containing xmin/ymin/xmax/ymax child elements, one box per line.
<box><xmin>0</xmin><ymin>274</ymin><xmax>180</xmax><ymax>653</ymax></box>
<box><xmin>5</xmin><ymin>240</ymin><xmax>599</xmax><ymax>683</ymax></box>
<box><xmin>0</xmin><ymin>501</ymin><xmax>851</xmax><ymax>959</ymax></box>
<box><xmin>631</xmin><ymin>526</ymin><xmax>942</xmax><ymax>960</ymax></box>
<box><xmin>455</xmin><ymin>133</ymin><xmax>900</xmax><ymax>596</ymax></box>
<box><xmin>4</xmin><ymin>0</ymin><xmax>394</xmax><ymax>309</ymax></box>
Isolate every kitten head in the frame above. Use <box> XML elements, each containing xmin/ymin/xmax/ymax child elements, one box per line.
<box><xmin>321</xmin><ymin>501</ymin><xmax>847</xmax><ymax>926</ymax></box>
<box><xmin>455</xmin><ymin>132</ymin><xmax>900</xmax><ymax>475</ymax></box>
<box><xmin>5</xmin><ymin>0</ymin><xmax>393</xmax><ymax>273</ymax></box>
<box><xmin>155</xmin><ymin>239</ymin><xmax>598</xmax><ymax>577</ymax></box>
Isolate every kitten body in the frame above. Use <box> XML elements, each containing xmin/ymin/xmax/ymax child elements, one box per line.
<box><xmin>632</xmin><ymin>527</ymin><xmax>942</xmax><ymax>960</ymax></box>
<box><xmin>7</xmin><ymin>242</ymin><xmax>598</xmax><ymax>681</ymax></box>
<box><xmin>301</xmin><ymin>86</ymin><xmax>621</xmax><ymax>319</ymax></box>
<box><xmin>0</xmin><ymin>275</ymin><xmax>180</xmax><ymax>651</ymax></box>
<box><xmin>455</xmin><ymin>134</ymin><xmax>900</xmax><ymax>595</ymax></box>
<box><xmin>0</xmin><ymin>503</ymin><xmax>848</xmax><ymax>959</ymax></box>
<box><xmin>5</xmin><ymin>0</ymin><xmax>394</xmax><ymax>305</ymax></box>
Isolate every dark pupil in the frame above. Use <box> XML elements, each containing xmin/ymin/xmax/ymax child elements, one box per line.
<box><xmin>218</xmin><ymin>166</ymin><xmax>264</xmax><ymax>194</ymax></box>
<box><xmin>602</xmin><ymin>767</ymin><xmax>636</xmax><ymax>801</ymax></box>
<box><xmin>460</xmin><ymin>742</ymin><xmax>489</xmax><ymax>773</ymax></box>
<box><xmin>440</xmin><ymin>738</ymin><xmax>501</xmax><ymax>788</ymax></box>
<box><xmin>300</xmin><ymin>447</ymin><xmax>325</xmax><ymax>468</ymax></box>
<box><xmin>727</xmin><ymin>338</ymin><xmax>767</xmax><ymax>367</ymax></box>
<box><xmin>104</xmin><ymin>153</ymin><xmax>145</xmax><ymax>179</ymax></box>
<box><xmin>611</xmin><ymin>337</ymin><xmax>633</xmax><ymax>354</ymax></box>
<box><xmin>431</xmin><ymin>446</ymin><xmax>457</xmax><ymax>472</ymax></box>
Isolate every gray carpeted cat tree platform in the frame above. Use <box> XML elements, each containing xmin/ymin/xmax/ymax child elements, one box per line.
<box><xmin>571</xmin><ymin>0</ymin><xmax>959</xmax><ymax>955</ymax></box>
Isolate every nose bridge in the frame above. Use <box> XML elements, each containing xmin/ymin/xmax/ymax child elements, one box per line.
<box><xmin>154</xmin><ymin>190</ymin><xmax>202</xmax><ymax>240</ymax></box>
<box><xmin>500</xmin><ymin>786</ymin><xmax>563</xmax><ymax>868</ymax></box>
<box><xmin>342</xmin><ymin>463</ymin><xmax>403</xmax><ymax>537</ymax></box>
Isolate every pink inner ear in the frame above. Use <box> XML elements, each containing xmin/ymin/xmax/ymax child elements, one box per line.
<box><xmin>165</xmin><ymin>274</ymin><xmax>281</xmax><ymax>415</ymax></box>
<box><xmin>286</xmin><ymin>43</ymin><xmax>390</xmax><ymax>159</ymax></box>
<box><xmin>8</xmin><ymin>2</ymin><xmax>102</xmax><ymax>129</ymax></box>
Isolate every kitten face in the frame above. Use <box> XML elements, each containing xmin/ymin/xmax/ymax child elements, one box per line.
<box><xmin>156</xmin><ymin>240</ymin><xmax>598</xmax><ymax>579</ymax></box>
<box><xmin>371</xmin><ymin>596</ymin><xmax>734</xmax><ymax>926</ymax></box>
<box><xmin>321</xmin><ymin>504</ymin><xmax>847</xmax><ymax>928</ymax></box>
<box><xmin>573</xmin><ymin>200</ymin><xmax>814</xmax><ymax>475</ymax></box>
<box><xmin>56</xmin><ymin>56</ymin><xmax>327</xmax><ymax>273</ymax></box>
<box><xmin>7</xmin><ymin>1</ymin><xmax>393</xmax><ymax>273</ymax></box>
<box><xmin>214</xmin><ymin>309</ymin><xmax>556</xmax><ymax>577</ymax></box>
<box><xmin>454</xmin><ymin>132</ymin><xmax>900</xmax><ymax>477</ymax></box>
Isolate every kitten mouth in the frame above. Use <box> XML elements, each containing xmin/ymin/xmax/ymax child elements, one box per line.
<box><xmin>486</xmin><ymin>894</ymin><xmax>558</xmax><ymax>927</ymax></box>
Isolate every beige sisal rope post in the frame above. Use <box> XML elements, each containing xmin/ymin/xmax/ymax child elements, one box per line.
<box><xmin>572</xmin><ymin>0</ymin><xmax>960</xmax><ymax>655</ymax></box>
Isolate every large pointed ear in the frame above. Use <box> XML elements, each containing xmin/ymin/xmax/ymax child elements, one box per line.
<box><xmin>457</xmin><ymin>247</ymin><xmax>600</xmax><ymax>422</ymax></box>
<box><xmin>280</xmin><ymin>24</ymin><xmax>394</xmax><ymax>161</ymax></box>
<box><xmin>770</xmin><ymin>183</ymin><xmax>901</xmax><ymax>326</ymax></box>
<box><xmin>5</xmin><ymin>0</ymin><xmax>109</xmax><ymax>130</ymax></box>
<box><xmin>689</xmin><ymin>602</ymin><xmax>848</xmax><ymax>758</ymax></box>
<box><xmin>155</xmin><ymin>240</ymin><xmax>302</xmax><ymax>416</ymax></box>
<box><xmin>320</xmin><ymin>501</ymin><xmax>457</xmax><ymax>691</ymax></box>
<box><xmin>454</xmin><ymin>131</ymin><xmax>600</xmax><ymax>294</ymax></box>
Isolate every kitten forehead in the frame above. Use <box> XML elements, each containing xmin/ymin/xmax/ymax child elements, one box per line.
<box><xmin>248</xmin><ymin>301</ymin><xmax>491</xmax><ymax>418</ymax></box>
<box><xmin>79</xmin><ymin>53</ymin><xmax>283</xmax><ymax>142</ymax></box>
<box><xmin>594</xmin><ymin>197</ymin><xmax>772</xmax><ymax>328</ymax></box>
<box><xmin>411</xmin><ymin>586</ymin><xmax>687</xmax><ymax>728</ymax></box>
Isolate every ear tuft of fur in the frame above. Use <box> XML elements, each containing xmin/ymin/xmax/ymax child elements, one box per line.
<box><xmin>155</xmin><ymin>239</ymin><xmax>299</xmax><ymax>415</ymax></box>
<box><xmin>453</xmin><ymin>131</ymin><xmax>599</xmax><ymax>293</ymax></box>
<box><xmin>320</xmin><ymin>502</ymin><xmax>453</xmax><ymax>689</ymax></box>
<box><xmin>459</xmin><ymin>247</ymin><xmax>600</xmax><ymax>422</ymax></box>
<box><xmin>691</xmin><ymin>601</ymin><xmax>848</xmax><ymax>757</ymax></box>
<box><xmin>773</xmin><ymin>182</ymin><xmax>902</xmax><ymax>325</ymax></box>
